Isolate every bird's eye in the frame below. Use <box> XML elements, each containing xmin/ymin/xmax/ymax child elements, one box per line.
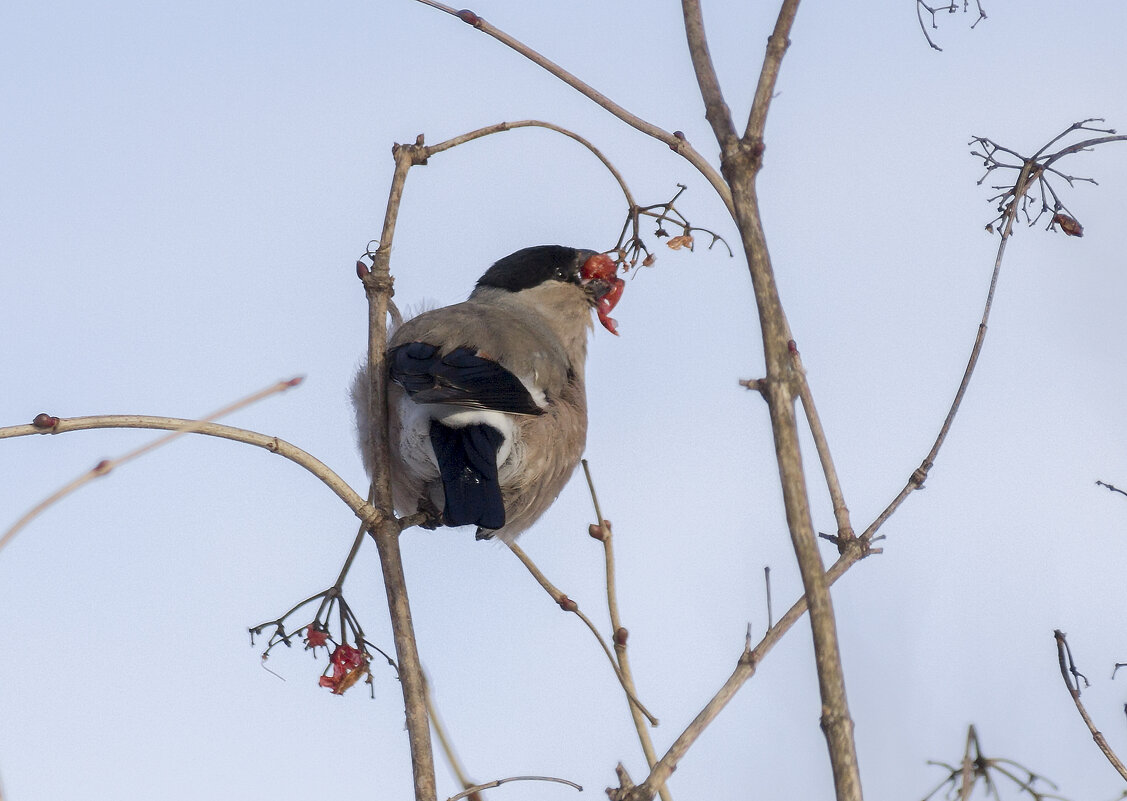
<box><xmin>554</xmin><ymin>267</ymin><xmax>570</xmax><ymax>281</ymax></box>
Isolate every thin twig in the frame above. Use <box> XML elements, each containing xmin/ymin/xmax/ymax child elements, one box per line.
<box><xmin>915</xmin><ymin>1</ymin><xmax>987</xmax><ymax>52</ymax></box>
<box><xmin>248</xmin><ymin>504</ymin><xmax>395</xmax><ymax>693</ymax></box>
<box><xmin>627</xmin><ymin>540</ymin><xmax>864</xmax><ymax>801</ymax></box>
<box><xmin>0</xmin><ymin>405</ymin><xmax>380</xmax><ymax>556</ymax></box>
<box><xmin>789</xmin><ymin>342</ymin><xmax>856</xmax><ymax>547</ymax></box>
<box><xmin>764</xmin><ymin>567</ymin><xmax>773</xmax><ymax>630</ymax></box>
<box><xmin>425</xmin><ymin>119</ymin><xmax>635</xmax><ymax>211</ymax></box>
<box><xmin>1053</xmin><ymin>630</ymin><xmax>1127</xmax><ymax>781</ymax></box>
<box><xmin>1096</xmin><ymin>480</ymin><xmax>1127</xmax><ymax>498</ymax></box>
<box><xmin>582</xmin><ymin>461</ymin><xmax>671</xmax><ymax>801</ymax></box>
<box><xmin>506</xmin><ymin>540</ymin><xmax>658</xmax><ymax>726</ymax></box>
<box><xmin>869</xmin><ymin>123</ymin><xmax>1126</xmax><ymax>541</ymax></box>
<box><xmin>922</xmin><ymin>724</ymin><xmax>1067</xmax><ymax>801</ymax></box>
<box><xmin>425</xmin><ymin>676</ymin><xmax>482</xmax><ymax>801</ymax></box>
<box><xmin>861</xmin><ymin>157</ymin><xmax>1038</xmax><ymax>543</ymax></box>
<box><xmin>416</xmin><ymin>0</ymin><xmax>734</xmax><ymax>218</ymax></box>
<box><xmin>958</xmin><ymin>725</ymin><xmax>976</xmax><ymax>801</ymax></box>
<box><xmin>446</xmin><ymin>775</ymin><xmax>582</xmax><ymax>801</ymax></box>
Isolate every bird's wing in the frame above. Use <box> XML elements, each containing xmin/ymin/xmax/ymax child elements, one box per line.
<box><xmin>389</xmin><ymin>342</ymin><xmax>544</xmax><ymax>415</ymax></box>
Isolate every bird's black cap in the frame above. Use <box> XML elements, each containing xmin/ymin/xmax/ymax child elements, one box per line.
<box><xmin>476</xmin><ymin>245</ymin><xmax>597</xmax><ymax>293</ymax></box>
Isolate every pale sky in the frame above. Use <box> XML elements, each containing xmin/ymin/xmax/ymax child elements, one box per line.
<box><xmin>3</xmin><ymin>2</ymin><xmax>1127</xmax><ymax>799</ymax></box>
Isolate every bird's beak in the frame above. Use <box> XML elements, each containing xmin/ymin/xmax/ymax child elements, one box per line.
<box><xmin>579</xmin><ymin>253</ymin><xmax>625</xmax><ymax>336</ymax></box>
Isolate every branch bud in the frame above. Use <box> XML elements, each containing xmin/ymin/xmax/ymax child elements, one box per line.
<box><xmin>32</xmin><ymin>413</ymin><xmax>59</xmax><ymax>429</ymax></box>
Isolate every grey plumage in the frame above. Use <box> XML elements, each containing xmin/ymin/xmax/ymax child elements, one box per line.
<box><xmin>352</xmin><ymin>245</ymin><xmax>623</xmax><ymax>543</ymax></box>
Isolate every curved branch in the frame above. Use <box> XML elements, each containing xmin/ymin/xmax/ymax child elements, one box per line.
<box><xmin>424</xmin><ymin>119</ymin><xmax>636</xmax><ymax>211</ymax></box>
<box><xmin>1053</xmin><ymin>631</ymin><xmax>1127</xmax><ymax>781</ymax></box>
<box><xmin>0</xmin><ymin>413</ymin><xmax>379</xmax><ymax>554</ymax></box>
<box><xmin>447</xmin><ymin>775</ymin><xmax>582</xmax><ymax>801</ymax></box>
<box><xmin>416</xmin><ymin>0</ymin><xmax>734</xmax><ymax>217</ymax></box>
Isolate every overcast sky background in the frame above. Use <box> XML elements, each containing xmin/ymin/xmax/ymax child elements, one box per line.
<box><xmin>3</xmin><ymin>1</ymin><xmax>1127</xmax><ymax>799</ymax></box>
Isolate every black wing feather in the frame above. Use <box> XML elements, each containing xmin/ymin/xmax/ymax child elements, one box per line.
<box><xmin>389</xmin><ymin>342</ymin><xmax>544</xmax><ymax>415</ymax></box>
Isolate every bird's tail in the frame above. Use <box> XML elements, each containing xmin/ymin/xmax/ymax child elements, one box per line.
<box><xmin>428</xmin><ymin>421</ymin><xmax>506</xmax><ymax>531</ymax></box>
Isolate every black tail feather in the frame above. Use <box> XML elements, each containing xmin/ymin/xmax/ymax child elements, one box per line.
<box><xmin>429</xmin><ymin>421</ymin><xmax>506</xmax><ymax>530</ymax></box>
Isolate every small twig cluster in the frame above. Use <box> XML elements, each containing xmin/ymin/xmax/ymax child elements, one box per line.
<box><xmin>922</xmin><ymin>726</ymin><xmax>1065</xmax><ymax>801</ymax></box>
<box><xmin>916</xmin><ymin>0</ymin><xmax>987</xmax><ymax>52</ymax></box>
<box><xmin>612</xmin><ymin>183</ymin><xmax>732</xmax><ymax>270</ymax></box>
<box><xmin>251</xmin><ymin>585</ymin><xmax>394</xmax><ymax>696</ymax></box>
<box><xmin>250</xmin><ymin>517</ymin><xmax>397</xmax><ymax>698</ymax></box>
<box><xmin>971</xmin><ymin>119</ymin><xmax>1125</xmax><ymax>237</ymax></box>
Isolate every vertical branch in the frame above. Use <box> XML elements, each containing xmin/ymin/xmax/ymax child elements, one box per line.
<box><xmin>361</xmin><ymin>137</ymin><xmax>438</xmax><ymax>801</ymax></box>
<box><xmin>680</xmin><ymin>0</ymin><xmax>738</xmax><ymax>153</ymax></box>
<box><xmin>682</xmin><ymin>1</ymin><xmax>863</xmax><ymax>799</ymax></box>
<box><xmin>582</xmin><ymin>461</ymin><xmax>672</xmax><ymax>801</ymax></box>
<box><xmin>743</xmin><ymin>0</ymin><xmax>802</xmax><ymax>145</ymax></box>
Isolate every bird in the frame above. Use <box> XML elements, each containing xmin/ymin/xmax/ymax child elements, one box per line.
<box><xmin>353</xmin><ymin>244</ymin><xmax>624</xmax><ymax>542</ymax></box>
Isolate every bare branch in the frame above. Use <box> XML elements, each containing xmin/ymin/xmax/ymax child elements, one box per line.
<box><xmin>416</xmin><ymin>0</ymin><xmax>734</xmax><ymax>217</ymax></box>
<box><xmin>506</xmin><ymin>540</ymin><xmax>659</xmax><ymax>727</ymax></box>
<box><xmin>921</xmin><ymin>725</ymin><xmax>1066</xmax><ymax>801</ymax></box>
<box><xmin>425</xmin><ymin>677</ymin><xmax>482</xmax><ymax>801</ymax></box>
<box><xmin>686</xmin><ymin>0</ymin><xmax>863</xmax><ymax>795</ymax></box>
<box><xmin>789</xmin><ymin>342</ymin><xmax>856</xmax><ymax>548</ymax></box>
<box><xmin>0</xmin><ymin>407</ymin><xmax>379</xmax><ymax>556</ymax></box>
<box><xmin>680</xmin><ymin>0</ymin><xmax>737</xmax><ymax>153</ymax></box>
<box><xmin>742</xmin><ymin>0</ymin><xmax>801</xmax><ymax>146</ymax></box>
<box><xmin>624</xmin><ymin>544</ymin><xmax>871</xmax><ymax>801</ymax></box>
<box><xmin>361</xmin><ymin>137</ymin><xmax>438</xmax><ymax>801</ymax></box>
<box><xmin>1096</xmin><ymin>480</ymin><xmax>1127</xmax><ymax>499</ymax></box>
<box><xmin>865</xmin><ymin>120</ymin><xmax>1113</xmax><ymax>538</ymax></box>
<box><xmin>446</xmin><ymin>775</ymin><xmax>582</xmax><ymax>801</ymax></box>
<box><xmin>915</xmin><ymin>0</ymin><xmax>987</xmax><ymax>52</ymax></box>
<box><xmin>972</xmin><ymin>121</ymin><xmax>1126</xmax><ymax>235</ymax></box>
<box><xmin>425</xmin><ymin>119</ymin><xmax>636</xmax><ymax>212</ymax></box>
<box><xmin>582</xmin><ymin>461</ymin><xmax>672</xmax><ymax>801</ymax></box>
<box><xmin>1054</xmin><ymin>630</ymin><xmax>1127</xmax><ymax>781</ymax></box>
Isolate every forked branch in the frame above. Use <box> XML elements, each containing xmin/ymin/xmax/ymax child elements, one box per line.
<box><xmin>1053</xmin><ymin>630</ymin><xmax>1127</xmax><ymax>781</ymax></box>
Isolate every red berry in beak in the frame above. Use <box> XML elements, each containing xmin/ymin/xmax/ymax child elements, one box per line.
<box><xmin>580</xmin><ymin>254</ymin><xmax>625</xmax><ymax>335</ymax></box>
